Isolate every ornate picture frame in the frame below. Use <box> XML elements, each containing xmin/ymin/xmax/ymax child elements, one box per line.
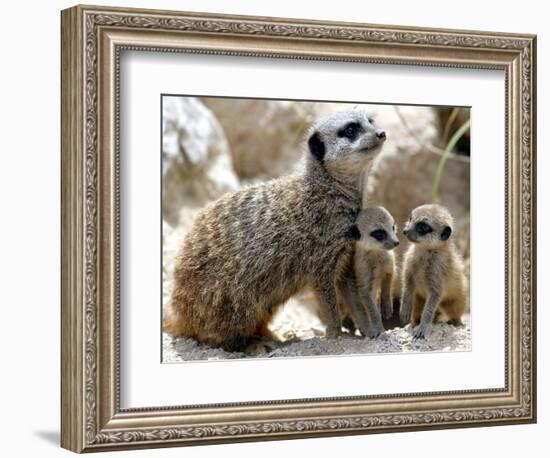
<box><xmin>61</xmin><ymin>4</ymin><xmax>537</xmax><ymax>453</ymax></box>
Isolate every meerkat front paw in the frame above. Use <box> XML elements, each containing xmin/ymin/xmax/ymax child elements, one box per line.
<box><xmin>366</xmin><ymin>323</ymin><xmax>385</xmax><ymax>339</ymax></box>
<box><xmin>412</xmin><ymin>324</ymin><xmax>431</xmax><ymax>340</ymax></box>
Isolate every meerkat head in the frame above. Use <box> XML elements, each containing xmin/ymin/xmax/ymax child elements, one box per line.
<box><xmin>403</xmin><ymin>204</ymin><xmax>454</xmax><ymax>248</ymax></box>
<box><xmin>307</xmin><ymin>110</ymin><xmax>386</xmax><ymax>187</ymax></box>
<box><xmin>351</xmin><ymin>206</ymin><xmax>399</xmax><ymax>251</ymax></box>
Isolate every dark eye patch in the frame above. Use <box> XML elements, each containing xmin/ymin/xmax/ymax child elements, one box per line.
<box><xmin>337</xmin><ymin>122</ymin><xmax>361</xmax><ymax>141</ymax></box>
<box><xmin>370</xmin><ymin>229</ymin><xmax>387</xmax><ymax>242</ymax></box>
<box><xmin>441</xmin><ymin>226</ymin><xmax>452</xmax><ymax>241</ymax></box>
<box><xmin>308</xmin><ymin>131</ymin><xmax>326</xmax><ymax>161</ymax></box>
<box><xmin>368</xmin><ymin>117</ymin><xmax>375</xmax><ymax>125</ymax></box>
<box><xmin>415</xmin><ymin>221</ymin><xmax>433</xmax><ymax>236</ymax></box>
<box><xmin>347</xmin><ymin>224</ymin><xmax>361</xmax><ymax>241</ymax></box>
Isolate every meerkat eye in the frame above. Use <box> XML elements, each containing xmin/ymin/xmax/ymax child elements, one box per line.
<box><xmin>338</xmin><ymin>122</ymin><xmax>361</xmax><ymax>141</ymax></box>
<box><xmin>370</xmin><ymin>229</ymin><xmax>387</xmax><ymax>241</ymax></box>
<box><xmin>415</xmin><ymin>221</ymin><xmax>433</xmax><ymax>235</ymax></box>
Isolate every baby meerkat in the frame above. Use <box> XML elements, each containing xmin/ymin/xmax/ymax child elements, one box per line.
<box><xmin>346</xmin><ymin>207</ymin><xmax>399</xmax><ymax>338</ymax></box>
<box><xmin>400</xmin><ymin>204</ymin><xmax>468</xmax><ymax>339</ymax></box>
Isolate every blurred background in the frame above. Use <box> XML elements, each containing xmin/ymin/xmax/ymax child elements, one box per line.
<box><xmin>162</xmin><ymin>96</ymin><xmax>470</xmax><ymax>344</ymax></box>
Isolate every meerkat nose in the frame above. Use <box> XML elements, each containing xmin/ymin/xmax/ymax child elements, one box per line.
<box><xmin>394</xmin><ymin>240</ymin><xmax>400</xmax><ymax>247</ymax></box>
<box><xmin>376</xmin><ymin>129</ymin><xmax>386</xmax><ymax>139</ymax></box>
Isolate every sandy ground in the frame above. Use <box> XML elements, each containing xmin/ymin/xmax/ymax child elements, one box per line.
<box><xmin>162</xmin><ymin>309</ymin><xmax>471</xmax><ymax>363</ymax></box>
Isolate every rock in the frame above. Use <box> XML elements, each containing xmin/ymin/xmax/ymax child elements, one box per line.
<box><xmin>162</xmin><ymin>96</ymin><xmax>239</xmax><ymax>226</ymax></box>
<box><xmin>200</xmin><ymin>98</ymin><xmax>317</xmax><ymax>179</ymax></box>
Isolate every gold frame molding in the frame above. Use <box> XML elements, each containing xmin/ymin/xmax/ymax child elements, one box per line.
<box><xmin>61</xmin><ymin>4</ymin><xmax>537</xmax><ymax>453</ymax></box>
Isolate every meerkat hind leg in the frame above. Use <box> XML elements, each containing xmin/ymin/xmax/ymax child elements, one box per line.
<box><xmin>162</xmin><ymin>301</ymin><xmax>192</xmax><ymax>337</ymax></box>
<box><xmin>244</xmin><ymin>307</ymin><xmax>287</xmax><ymax>355</ymax></box>
<box><xmin>440</xmin><ymin>298</ymin><xmax>465</xmax><ymax>326</ymax></box>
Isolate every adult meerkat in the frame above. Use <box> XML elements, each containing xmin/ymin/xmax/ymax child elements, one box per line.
<box><xmin>399</xmin><ymin>204</ymin><xmax>468</xmax><ymax>339</ymax></box>
<box><xmin>164</xmin><ymin>110</ymin><xmax>387</xmax><ymax>350</ymax></box>
<box><xmin>346</xmin><ymin>207</ymin><xmax>399</xmax><ymax>338</ymax></box>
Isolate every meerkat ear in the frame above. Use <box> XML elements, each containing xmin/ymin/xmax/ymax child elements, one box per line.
<box><xmin>441</xmin><ymin>226</ymin><xmax>452</xmax><ymax>241</ymax></box>
<box><xmin>308</xmin><ymin>131</ymin><xmax>326</xmax><ymax>161</ymax></box>
<box><xmin>347</xmin><ymin>224</ymin><xmax>361</xmax><ymax>241</ymax></box>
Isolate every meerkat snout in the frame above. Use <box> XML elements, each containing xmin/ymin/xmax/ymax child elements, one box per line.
<box><xmin>375</xmin><ymin>129</ymin><xmax>386</xmax><ymax>139</ymax></box>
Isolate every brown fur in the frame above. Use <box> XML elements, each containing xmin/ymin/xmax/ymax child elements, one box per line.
<box><xmin>400</xmin><ymin>204</ymin><xmax>468</xmax><ymax>339</ymax></box>
<box><xmin>341</xmin><ymin>207</ymin><xmax>399</xmax><ymax>337</ymax></box>
<box><xmin>164</xmin><ymin>111</ymin><xmax>386</xmax><ymax>350</ymax></box>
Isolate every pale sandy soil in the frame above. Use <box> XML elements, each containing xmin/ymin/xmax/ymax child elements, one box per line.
<box><xmin>162</xmin><ymin>312</ymin><xmax>471</xmax><ymax>363</ymax></box>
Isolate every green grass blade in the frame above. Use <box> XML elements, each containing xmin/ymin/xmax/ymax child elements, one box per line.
<box><xmin>431</xmin><ymin>119</ymin><xmax>471</xmax><ymax>203</ymax></box>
